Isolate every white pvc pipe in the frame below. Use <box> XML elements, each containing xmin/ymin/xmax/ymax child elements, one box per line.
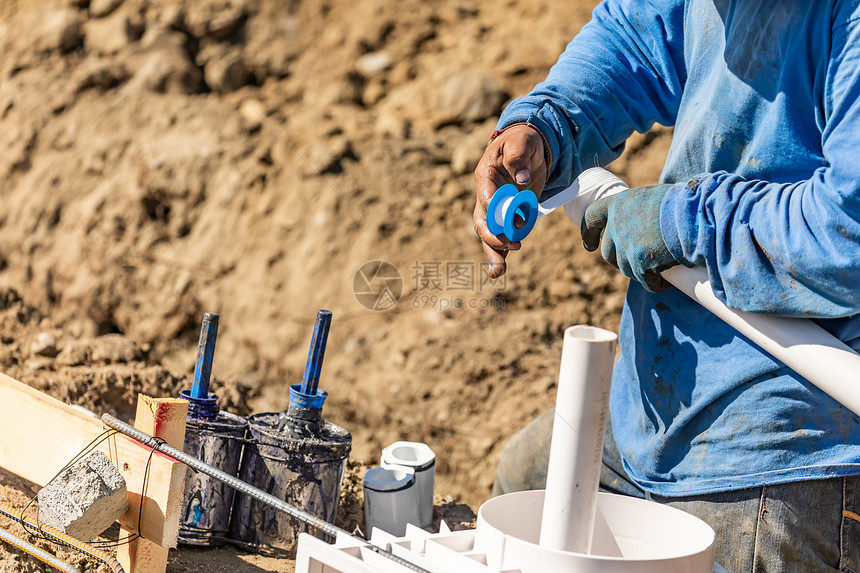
<box><xmin>540</xmin><ymin>325</ymin><xmax>617</xmax><ymax>553</ymax></box>
<box><xmin>380</xmin><ymin>441</ymin><xmax>436</xmax><ymax>527</ymax></box>
<box><xmin>363</xmin><ymin>466</ymin><xmax>420</xmax><ymax>537</ymax></box>
<box><xmin>539</xmin><ymin>168</ymin><xmax>629</xmax><ymax>221</ymax></box>
<box><xmin>662</xmin><ymin>265</ymin><xmax>860</xmax><ymax>416</ymax></box>
<box><xmin>557</xmin><ymin>168</ymin><xmax>860</xmax><ymax>417</ymax></box>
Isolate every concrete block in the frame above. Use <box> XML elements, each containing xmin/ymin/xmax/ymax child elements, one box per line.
<box><xmin>37</xmin><ymin>450</ymin><xmax>129</xmax><ymax>541</ymax></box>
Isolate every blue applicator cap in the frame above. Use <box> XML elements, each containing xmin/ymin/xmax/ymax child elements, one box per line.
<box><xmin>289</xmin><ymin>384</ymin><xmax>328</xmax><ymax>410</ymax></box>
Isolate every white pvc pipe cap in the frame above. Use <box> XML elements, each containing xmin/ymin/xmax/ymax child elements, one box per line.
<box><xmin>363</xmin><ymin>466</ymin><xmax>415</xmax><ymax>492</ymax></box>
<box><xmin>381</xmin><ymin>441</ymin><xmax>436</xmax><ymax>471</ymax></box>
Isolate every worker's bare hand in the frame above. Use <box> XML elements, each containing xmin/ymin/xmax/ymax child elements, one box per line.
<box><xmin>473</xmin><ymin>124</ymin><xmax>548</xmax><ymax>278</ymax></box>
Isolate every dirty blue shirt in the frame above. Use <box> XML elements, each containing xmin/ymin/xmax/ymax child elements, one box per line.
<box><xmin>498</xmin><ymin>0</ymin><xmax>860</xmax><ymax>495</ymax></box>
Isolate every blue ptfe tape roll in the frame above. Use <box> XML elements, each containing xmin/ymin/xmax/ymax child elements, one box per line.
<box><xmin>486</xmin><ymin>184</ymin><xmax>539</xmax><ymax>242</ymax></box>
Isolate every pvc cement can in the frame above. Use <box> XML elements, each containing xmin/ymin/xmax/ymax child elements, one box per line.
<box><xmin>229</xmin><ymin>412</ymin><xmax>351</xmax><ymax>556</ymax></box>
<box><xmin>178</xmin><ymin>410</ymin><xmax>248</xmax><ymax>546</ymax></box>
<box><xmin>380</xmin><ymin>441</ymin><xmax>435</xmax><ymax>527</ymax></box>
<box><xmin>363</xmin><ymin>466</ymin><xmax>420</xmax><ymax>537</ymax></box>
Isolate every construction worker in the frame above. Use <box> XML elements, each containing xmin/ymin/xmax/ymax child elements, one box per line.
<box><xmin>473</xmin><ymin>1</ymin><xmax>860</xmax><ymax>571</ymax></box>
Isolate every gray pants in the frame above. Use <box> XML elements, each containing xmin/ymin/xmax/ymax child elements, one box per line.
<box><xmin>493</xmin><ymin>410</ymin><xmax>860</xmax><ymax>573</ymax></box>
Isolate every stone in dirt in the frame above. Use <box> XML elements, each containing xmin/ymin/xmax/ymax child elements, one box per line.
<box><xmin>83</xmin><ymin>10</ymin><xmax>131</xmax><ymax>55</ymax></box>
<box><xmin>204</xmin><ymin>50</ymin><xmax>250</xmax><ymax>93</ymax></box>
<box><xmin>89</xmin><ymin>0</ymin><xmax>124</xmax><ymax>19</ymax></box>
<box><xmin>37</xmin><ymin>8</ymin><xmax>82</xmax><ymax>53</ymax></box>
<box><xmin>125</xmin><ymin>30</ymin><xmax>203</xmax><ymax>94</ymax></box>
<box><xmin>356</xmin><ymin>51</ymin><xmax>392</xmax><ymax>77</ymax></box>
<box><xmin>37</xmin><ymin>450</ymin><xmax>129</xmax><ymax>541</ymax></box>
<box><xmin>30</xmin><ymin>332</ymin><xmax>59</xmax><ymax>358</ymax></box>
<box><xmin>440</xmin><ymin>72</ymin><xmax>507</xmax><ymax>124</ymax></box>
<box><xmin>239</xmin><ymin>98</ymin><xmax>266</xmax><ymax>130</ymax></box>
<box><xmin>450</xmin><ymin>133</ymin><xmax>489</xmax><ymax>175</ymax></box>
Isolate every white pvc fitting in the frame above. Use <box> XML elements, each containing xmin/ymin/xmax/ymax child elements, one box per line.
<box><xmin>381</xmin><ymin>441</ymin><xmax>435</xmax><ymax>527</ymax></box>
<box><xmin>476</xmin><ymin>490</ymin><xmax>715</xmax><ymax>573</ymax></box>
<box><xmin>560</xmin><ymin>168</ymin><xmax>860</xmax><ymax>417</ymax></box>
<box><xmin>362</xmin><ymin>465</ymin><xmax>420</xmax><ymax>537</ymax></box>
<box><xmin>540</xmin><ymin>325</ymin><xmax>617</xmax><ymax>553</ymax></box>
<box><xmin>534</xmin><ymin>167</ymin><xmax>629</xmax><ymax>222</ymax></box>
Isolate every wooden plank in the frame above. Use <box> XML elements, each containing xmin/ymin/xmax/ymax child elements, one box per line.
<box><xmin>0</xmin><ymin>373</ymin><xmax>184</xmax><ymax>546</ymax></box>
<box><xmin>117</xmin><ymin>396</ymin><xmax>188</xmax><ymax>573</ymax></box>
<box><xmin>134</xmin><ymin>396</ymin><xmax>188</xmax><ymax>450</ymax></box>
<box><xmin>0</xmin><ymin>372</ymin><xmax>106</xmax><ymax>486</ymax></box>
<box><xmin>107</xmin><ymin>422</ymin><xmax>187</xmax><ymax>546</ymax></box>
<box><xmin>118</xmin><ymin>541</ymin><xmax>168</xmax><ymax>572</ymax></box>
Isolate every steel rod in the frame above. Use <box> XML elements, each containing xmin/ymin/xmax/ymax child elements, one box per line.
<box><xmin>0</xmin><ymin>502</ymin><xmax>124</xmax><ymax>573</ymax></box>
<box><xmin>0</xmin><ymin>525</ymin><xmax>80</xmax><ymax>573</ymax></box>
<box><xmin>101</xmin><ymin>413</ymin><xmax>431</xmax><ymax>573</ymax></box>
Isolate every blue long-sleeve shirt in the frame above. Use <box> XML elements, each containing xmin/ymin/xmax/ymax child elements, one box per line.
<box><xmin>498</xmin><ymin>0</ymin><xmax>860</xmax><ymax>495</ymax></box>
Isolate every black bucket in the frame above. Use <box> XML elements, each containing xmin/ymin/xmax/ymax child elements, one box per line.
<box><xmin>228</xmin><ymin>412</ymin><xmax>351</xmax><ymax>556</ymax></box>
<box><xmin>179</xmin><ymin>408</ymin><xmax>248</xmax><ymax>545</ymax></box>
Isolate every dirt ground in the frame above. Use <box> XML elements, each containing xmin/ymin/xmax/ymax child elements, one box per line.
<box><xmin>0</xmin><ymin>0</ymin><xmax>671</xmax><ymax>570</ymax></box>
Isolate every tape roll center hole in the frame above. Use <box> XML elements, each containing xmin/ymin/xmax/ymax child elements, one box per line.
<box><xmin>513</xmin><ymin>206</ymin><xmax>531</xmax><ymax>229</ymax></box>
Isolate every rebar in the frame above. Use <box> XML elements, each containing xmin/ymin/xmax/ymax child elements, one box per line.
<box><xmin>101</xmin><ymin>413</ymin><xmax>432</xmax><ymax>573</ymax></box>
<box><xmin>0</xmin><ymin>524</ymin><xmax>80</xmax><ymax>573</ymax></box>
<box><xmin>0</xmin><ymin>501</ymin><xmax>124</xmax><ymax>573</ymax></box>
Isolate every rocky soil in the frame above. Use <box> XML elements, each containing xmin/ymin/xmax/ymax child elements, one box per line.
<box><xmin>0</xmin><ymin>0</ymin><xmax>671</xmax><ymax>570</ymax></box>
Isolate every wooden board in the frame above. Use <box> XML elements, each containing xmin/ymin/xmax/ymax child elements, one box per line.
<box><xmin>117</xmin><ymin>396</ymin><xmax>188</xmax><ymax>573</ymax></box>
<box><xmin>0</xmin><ymin>372</ymin><xmax>186</xmax><ymax>546</ymax></box>
<box><xmin>0</xmin><ymin>372</ymin><xmax>108</xmax><ymax>486</ymax></box>
<box><xmin>133</xmin><ymin>396</ymin><xmax>188</xmax><ymax>450</ymax></box>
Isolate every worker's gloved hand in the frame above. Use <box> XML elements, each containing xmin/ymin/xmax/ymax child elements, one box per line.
<box><xmin>581</xmin><ymin>184</ymin><xmax>679</xmax><ymax>292</ymax></box>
